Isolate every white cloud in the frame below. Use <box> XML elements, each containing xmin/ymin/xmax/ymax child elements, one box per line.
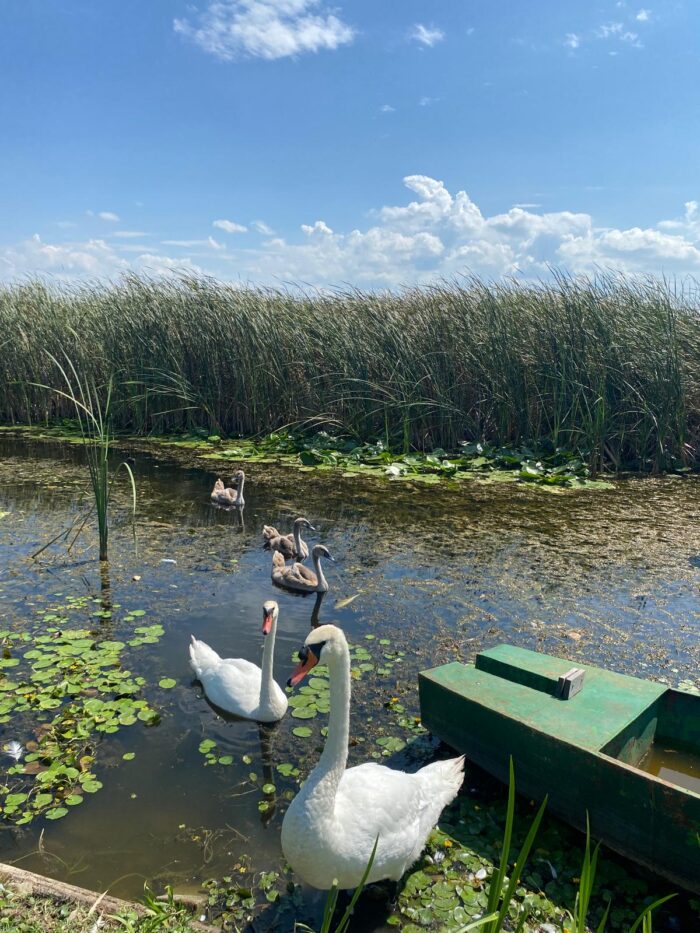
<box><xmin>136</xmin><ymin>253</ymin><xmax>204</xmax><ymax>276</ymax></box>
<box><xmin>564</xmin><ymin>33</ymin><xmax>580</xmax><ymax>49</ymax></box>
<box><xmin>0</xmin><ymin>234</ymin><xmax>201</xmax><ymax>280</ymax></box>
<box><xmin>380</xmin><ymin>103</ymin><xmax>395</xmax><ymax>113</ymax></box>
<box><xmin>597</xmin><ymin>22</ymin><xmax>624</xmax><ymax>38</ymax></box>
<box><xmin>174</xmin><ymin>0</ymin><xmax>355</xmax><ymax>61</ymax></box>
<box><xmin>5</xmin><ymin>180</ymin><xmax>700</xmax><ymax>287</ymax></box>
<box><xmin>162</xmin><ymin>238</ymin><xmax>224</xmax><ymax>250</ymax></box>
<box><xmin>636</xmin><ymin>9</ymin><xmax>651</xmax><ymax>22</ymax></box>
<box><xmin>419</xmin><ymin>96</ymin><xmax>439</xmax><ymax>107</ymax></box>
<box><xmin>113</xmin><ymin>231</ymin><xmax>148</xmax><ymax>238</ymax></box>
<box><xmin>213</xmin><ymin>218</ymin><xmax>247</xmax><ymax>233</ymax></box>
<box><xmin>0</xmin><ymin>235</ymin><xmax>125</xmax><ymax>278</ymax></box>
<box><xmin>98</xmin><ymin>211</ymin><xmax>120</xmax><ymax>222</ymax></box>
<box><xmin>410</xmin><ymin>24</ymin><xmax>444</xmax><ymax>47</ymax></box>
<box><xmin>620</xmin><ymin>30</ymin><xmax>642</xmax><ymax>46</ymax></box>
<box><xmin>251</xmin><ymin>220</ymin><xmax>275</xmax><ymax>235</ymax></box>
<box><xmin>593</xmin><ymin>19</ymin><xmax>643</xmax><ymax>48</ymax></box>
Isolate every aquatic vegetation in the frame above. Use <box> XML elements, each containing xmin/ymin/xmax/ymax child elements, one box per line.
<box><xmin>215</xmin><ymin>430</ymin><xmax>600</xmax><ymax>488</ymax></box>
<box><xmin>1</xmin><ymin>273</ymin><xmax>697</xmax><ymax>474</ymax></box>
<box><xmin>30</xmin><ymin>353</ymin><xmax>136</xmax><ymax>561</ymax></box>
<box><xmin>0</xmin><ymin>601</ymin><xmax>164</xmax><ymax>826</ymax></box>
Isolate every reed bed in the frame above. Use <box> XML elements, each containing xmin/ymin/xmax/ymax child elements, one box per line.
<box><xmin>2</xmin><ymin>272</ymin><xmax>700</xmax><ymax>471</ymax></box>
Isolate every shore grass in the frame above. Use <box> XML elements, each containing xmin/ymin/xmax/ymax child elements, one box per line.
<box><xmin>2</xmin><ymin>273</ymin><xmax>699</xmax><ymax>472</ymax></box>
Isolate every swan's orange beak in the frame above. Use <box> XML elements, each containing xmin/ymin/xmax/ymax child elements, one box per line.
<box><xmin>262</xmin><ymin>608</ymin><xmax>274</xmax><ymax>635</ymax></box>
<box><xmin>287</xmin><ymin>647</ymin><xmax>318</xmax><ymax>687</ymax></box>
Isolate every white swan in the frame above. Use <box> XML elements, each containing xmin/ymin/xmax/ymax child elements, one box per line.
<box><xmin>281</xmin><ymin>624</ymin><xmax>465</xmax><ymax>889</ymax></box>
<box><xmin>210</xmin><ymin>470</ymin><xmax>245</xmax><ymax>507</ymax></box>
<box><xmin>271</xmin><ymin>544</ymin><xmax>334</xmax><ymax>594</ymax></box>
<box><xmin>263</xmin><ymin>517</ymin><xmax>315</xmax><ymax>561</ymax></box>
<box><xmin>188</xmin><ymin>600</ymin><xmax>287</xmax><ymax>722</ymax></box>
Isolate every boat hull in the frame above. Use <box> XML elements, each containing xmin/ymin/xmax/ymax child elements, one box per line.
<box><xmin>419</xmin><ymin>645</ymin><xmax>700</xmax><ymax>894</ymax></box>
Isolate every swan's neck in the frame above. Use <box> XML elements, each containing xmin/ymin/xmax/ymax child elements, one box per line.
<box><xmin>293</xmin><ymin>523</ymin><xmax>305</xmax><ymax>556</ymax></box>
<box><xmin>302</xmin><ymin>644</ymin><xmax>350</xmax><ymax>808</ymax></box>
<box><xmin>313</xmin><ymin>553</ymin><xmax>328</xmax><ymax>592</ymax></box>
<box><xmin>259</xmin><ymin>620</ymin><xmax>277</xmax><ymax>709</ymax></box>
<box><xmin>236</xmin><ymin>475</ymin><xmax>245</xmax><ymax>503</ymax></box>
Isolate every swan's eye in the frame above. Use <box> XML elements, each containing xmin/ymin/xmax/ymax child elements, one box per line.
<box><xmin>308</xmin><ymin>640</ymin><xmax>327</xmax><ymax>660</ymax></box>
<box><xmin>298</xmin><ymin>646</ymin><xmax>309</xmax><ymax>662</ymax></box>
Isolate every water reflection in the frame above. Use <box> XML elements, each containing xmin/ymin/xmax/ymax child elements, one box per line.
<box><xmin>0</xmin><ymin>436</ymin><xmax>698</xmax><ymax>926</ymax></box>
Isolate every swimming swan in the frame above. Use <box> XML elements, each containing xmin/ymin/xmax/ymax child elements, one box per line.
<box><xmin>262</xmin><ymin>517</ymin><xmax>315</xmax><ymax>561</ymax></box>
<box><xmin>210</xmin><ymin>470</ymin><xmax>245</xmax><ymax>507</ymax></box>
<box><xmin>188</xmin><ymin>600</ymin><xmax>287</xmax><ymax>722</ymax></box>
<box><xmin>271</xmin><ymin>544</ymin><xmax>334</xmax><ymax>594</ymax></box>
<box><xmin>281</xmin><ymin>624</ymin><xmax>465</xmax><ymax>889</ymax></box>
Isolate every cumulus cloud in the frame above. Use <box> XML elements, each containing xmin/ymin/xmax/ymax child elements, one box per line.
<box><xmin>0</xmin><ymin>234</ymin><xmax>199</xmax><ymax>281</ymax></box>
<box><xmin>174</xmin><ymin>0</ymin><xmax>355</xmax><ymax>61</ymax></box>
<box><xmin>636</xmin><ymin>9</ymin><xmax>651</xmax><ymax>22</ymax></box>
<box><xmin>98</xmin><ymin>211</ymin><xmax>120</xmax><ymax>222</ymax></box>
<box><xmin>410</xmin><ymin>24</ymin><xmax>444</xmax><ymax>47</ymax></box>
<box><xmin>564</xmin><ymin>33</ymin><xmax>580</xmax><ymax>49</ymax></box>
<box><xmin>232</xmin><ymin>177</ymin><xmax>700</xmax><ymax>285</ymax></box>
<box><xmin>213</xmin><ymin>218</ymin><xmax>247</xmax><ymax>233</ymax></box>
<box><xmin>4</xmin><ymin>179</ymin><xmax>700</xmax><ymax>286</ymax></box>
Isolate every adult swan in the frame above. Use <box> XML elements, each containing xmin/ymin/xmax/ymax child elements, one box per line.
<box><xmin>189</xmin><ymin>601</ymin><xmax>288</xmax><ymax>722</ymax></box>
<box><xmin>281</xmin><ymin>625</ymin><xmax>464</xmax><ymax>889</ymax></box>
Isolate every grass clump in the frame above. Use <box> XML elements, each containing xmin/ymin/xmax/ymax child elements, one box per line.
<box><xmin>1</xmin><ymin>271</ymin><xmax>699</xmax><ymax>473</ymax></box>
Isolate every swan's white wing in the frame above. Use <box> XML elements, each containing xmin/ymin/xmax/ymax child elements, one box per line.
<box><xmin>199</xmin><ymin>657</ymin><xmax>263</xmax><ymax>717</ymax></box>
<box><xmin>336</xmin><ymin>763</ymin><xmax>425</xmax><ymax>832</ymax></box>
<box><xmin>328</xmin><ymin>763</ymin><xmax>429</xmax><ymax>882</ymax></box>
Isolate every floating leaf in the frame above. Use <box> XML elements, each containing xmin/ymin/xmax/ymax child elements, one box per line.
<box><xmin>292</xmin><ymin>727</ymin><xmax>312</xmax><ymax>738</ymax></box>
<box><xmin>158</xmin><ymin>678</ymin><xmax>176</xmax><ymax>689</ymax></box>
<box><xmin>45</xmin><ymin>807</ymin><xmax>68</xmax><ymax>820</ymax></box>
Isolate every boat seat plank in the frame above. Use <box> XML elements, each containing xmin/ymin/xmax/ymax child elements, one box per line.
<box><xmin>421</xmin><ymin>650</ymin><xmax>666</xmax><ymax>751</ymax></box>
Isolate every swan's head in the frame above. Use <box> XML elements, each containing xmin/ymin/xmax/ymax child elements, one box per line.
<box><xmin>230</xmin><ymin>470</ymin><xmax>245</xmax><ymax>487</ymax></box>
<box><xmin>262</xmin><ymin>600</ymin><xmax>278</xmax><ymax>635</ymax></box>
<box><xmin>294</xmin><ymin>517</ymin><xmax>316</xmax><ymax>531</ymax></box>
<box><xmin>287</xmin><ymin>624</ymin><xmax>345</xmax><ymax>687</ymax></box>
<box><xmin>311</xmin><ymin>544</ymin><xmax>335</xmax><ymax>562</ymax></box>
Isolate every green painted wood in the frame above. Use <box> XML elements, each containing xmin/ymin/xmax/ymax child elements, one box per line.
<box><xmin>419</xmin><ymin>645</ymin><xmax>700</xmax><ymax>895</ymax></box>
<box><xmin>424</xmin><ymin>651</ymin><xmax>665</xmax><ymax>752</ymax></box>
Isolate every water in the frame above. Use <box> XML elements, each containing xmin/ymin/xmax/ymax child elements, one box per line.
<box><xmin>0</xmin><ymin>435</ymin><xmax>699</xmax><ymax>927</ymax></box>
<box><xmin>638</xmin><ymin>744</ymin><xmax>700</xmax><ymax>795</ymax></box>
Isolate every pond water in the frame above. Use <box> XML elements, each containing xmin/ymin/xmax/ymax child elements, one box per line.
<box><xmin>0</xmin><ymin>436</ymin><xmax>699</xmax><ymax>929</ymax></box>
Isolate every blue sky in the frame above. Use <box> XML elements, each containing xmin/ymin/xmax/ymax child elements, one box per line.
<box><xmin>2</xmin><ymin>0</ymin><xmax>699</xmax><ymax>287</ymax></box>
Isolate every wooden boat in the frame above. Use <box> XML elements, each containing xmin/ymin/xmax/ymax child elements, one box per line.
<box><xmin>419</xmin><ymin>644</ymin><xmax>700</xmax><ymax>894</ymax></box>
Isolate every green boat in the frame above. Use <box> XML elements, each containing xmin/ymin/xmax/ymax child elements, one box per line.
<box><xmin>419</xmin><ymin>644</ymin><xmax>700</xmax><ymax>894</ymax></box>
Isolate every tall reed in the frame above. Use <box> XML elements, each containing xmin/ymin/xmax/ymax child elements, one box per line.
<box><xmin>33</xmin><ymin>351</ymin><xmax>136</xmax><ymax>561</ymax></box>
<box><xmin>3</xmin><ymin>272</ymin><xmax>700</xmax><ymax>471</ymax></box>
